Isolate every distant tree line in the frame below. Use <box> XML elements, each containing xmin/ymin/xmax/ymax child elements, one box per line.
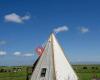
<box><xmin>73</xmin><ymin>65</ymin><xmax>100</xmax><ymax>73</ymax></box>
<box><xmin>0</xmin><ymin>67</ymin><xmax>22</xmax><ymax>73</ymax></box>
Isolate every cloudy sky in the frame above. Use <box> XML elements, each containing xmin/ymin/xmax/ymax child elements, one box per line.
<box><xmin>0</xmin><ymin>0</ymin><xmax>100</xmax><ymax>66</ymax></box>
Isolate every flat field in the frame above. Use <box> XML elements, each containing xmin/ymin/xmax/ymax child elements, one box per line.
<box><xmin>0</xmin><ymin>65</ymin><xmax>100</xmax><ymax>80</ymax></box>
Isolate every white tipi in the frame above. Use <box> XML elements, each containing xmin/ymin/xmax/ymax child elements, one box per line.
<box><xmin>31</xmin><ymin>33</ymin><xmax>78</xmax><ymax>80</ymax></box>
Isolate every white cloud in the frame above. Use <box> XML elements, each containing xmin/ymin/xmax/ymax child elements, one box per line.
<box><xmin>23</xmin><ymin>53</ymin><xmax>34</xmax><ymax>57</ymax></box>
<box><xmin>13</xmin><ymin>51</ymin><xmax>34</xmax><ymax>57</ymax></box>
<box><xmin>4</xmin><ymin>13</ymin><xmax>30</xmax><ymax>23</ymax></box>
<box><xmin>54</xmin><ymin>26</ymin><xmax>69</xmax><ymax>34</ymax></box>
<box><xmin>0</xmin><ymin>40</ymin><xmax>6</xmax><ymax>45</ymax></box>
<box><xmin>14</xmin><ymin>52</ymin><xmax>21</xmax><ymax>56</ymax></box>
<box><xmin>21</xmin><ymin>15</ymin><xmax>30</xmax><ymax>20</ymax></box>
<box><xmin>80</xmin><ymin>27</ymin><xmax>89</xmax><ymax>33</ymax></box>
<box><xmin>0</xmin><ymin>51</ymin><xmax>6</xmax><ymax>56</ymax></box>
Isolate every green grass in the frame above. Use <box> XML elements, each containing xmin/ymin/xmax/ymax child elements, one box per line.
<box><xmin>0</xmin><ymin>65</ymin><xmax>100</xmax><ymax>80</ymax></box>
<box><xmin>77</xmin><ymin>73</ymin><xmax>100</xmax><ymax>80</ymax></box>
<box><xmin>73</xmin><ymin>64</ymin><xmax>100</xmax><ymax>80</ymax></box>
<box><xmin>0</xmin><ymin>66</ymin><xmax>27</xmax><ymax>80</ymax></box>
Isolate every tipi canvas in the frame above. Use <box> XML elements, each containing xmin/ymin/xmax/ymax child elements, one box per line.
<box><xmin>31</xmin><ymin>33</ymin><xmax>78</xmax><ymax>80</ymax></box>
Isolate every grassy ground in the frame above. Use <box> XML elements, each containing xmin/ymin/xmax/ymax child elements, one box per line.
<box><xmin>0</xmin><ymin>66</ymin><xmax>27</xmax><ymax>80</ymax></box>
<box><xmin>77</xmin><ymin>73</ymin><xmax>100</xmax><ymax>80</ymax></box>
<box><xmin>74</xmin><ymin>64</ymin><xmax>100</xmax><ymax>80</ymax></box>
<box><xmin>0</xmin><ymin>65</ymin><xmax>100</xmax><ymax>80</ymax></box>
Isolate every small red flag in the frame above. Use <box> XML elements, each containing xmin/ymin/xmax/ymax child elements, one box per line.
<box><xmin>35</xmin><ymin>46</ymin><xmax>44</xmax><ymax>56</ymax></box>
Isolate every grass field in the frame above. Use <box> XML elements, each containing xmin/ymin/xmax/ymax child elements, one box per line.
<box><xmin>0</xmin><ymin>65</ymin><xmax>100</xmax><ymax>80</ymax></box>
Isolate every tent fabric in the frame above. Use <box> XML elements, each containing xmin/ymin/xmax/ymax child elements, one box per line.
<box><xmin>31</xmin><ymin>33</ymin><xmax>78</xmax><ymax>80</ymax></box>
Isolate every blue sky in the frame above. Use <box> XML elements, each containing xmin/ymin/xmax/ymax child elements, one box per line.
<box><xmin>0</xmin><ymin>0</ymin><xmax>100</xmax><ymax>66</ymax></box>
